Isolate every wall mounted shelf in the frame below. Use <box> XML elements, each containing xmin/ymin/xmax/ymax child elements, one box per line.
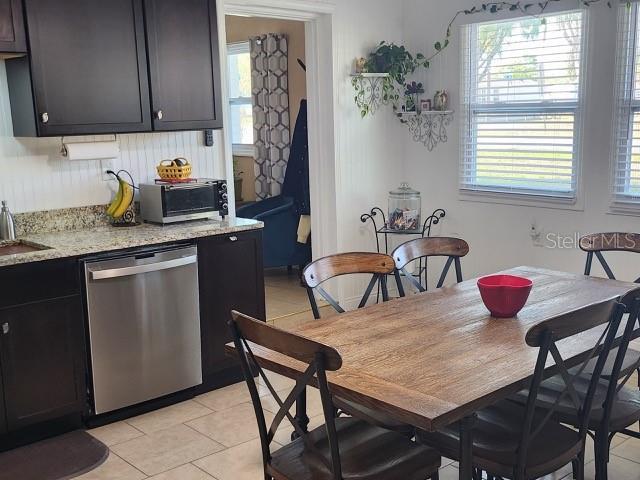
<box><xmin>397</xmin><ymin>110</ymin><xmax>454</xmax><ymax>151</ymax></box>
<box><xmin>350</xmin><ymin>73</ymin><xmax>391</xmax><ymax>116</ymax></box>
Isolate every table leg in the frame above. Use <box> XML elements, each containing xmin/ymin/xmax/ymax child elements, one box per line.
<box><xmin>459</xmin><ymin>414</ymin><xmax>477</xmax><ymax>480</ymax></box>
<box><xmin>291</xmin><ymin>387</ymin><xmax>309</xmax><ymax>441</ymax></box>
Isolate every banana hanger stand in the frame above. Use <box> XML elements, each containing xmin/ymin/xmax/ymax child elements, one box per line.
<box><xmin>105</xmin><ymin>170</ymin><xmax>140</xmax><ymax>227</ymax></box>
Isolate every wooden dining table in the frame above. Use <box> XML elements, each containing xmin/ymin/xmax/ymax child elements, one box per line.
<box><xmin>226</xmin><ymin>266</ymin><xmax>640</xmax><ymax>479</ymax></box>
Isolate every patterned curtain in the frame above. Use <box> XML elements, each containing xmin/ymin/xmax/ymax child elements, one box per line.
<box><xmin>250</xmin><ymin>34</ymin><xmax>291</xmax><ymax>200</ymax></box>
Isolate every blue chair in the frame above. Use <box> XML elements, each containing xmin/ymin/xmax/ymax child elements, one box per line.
<box><xmin>237</xmin><ymin>100</ymin><xmax>311</xmax><ymax>269</ymax></box>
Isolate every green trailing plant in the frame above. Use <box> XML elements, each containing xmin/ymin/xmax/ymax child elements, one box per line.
<box><xmin>353</xmin><ymin>0</ymin><xmax>616</xmax><ymax>117</ymax></box>
<box><xmin>429</xmin><ymin>0</ymin><xmax>613</xmax><ymax>67</ymax></box>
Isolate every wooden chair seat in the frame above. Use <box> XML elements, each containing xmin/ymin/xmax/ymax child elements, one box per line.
<box><xmin>269</xmin><ymin>417</ymin><xmax>440</xmax><ymax>480</ymax></box>
<box><xmin>418</xmin><ymin>399</ymin><xmax>581</xmax><ymax>480</ymax></box>
<box><xmin>513</xmin><ymin>375</ymin><xmax>640</xmax><ymax>433</ymax></box>
<box><xmin>578</xmin><ymin>346</ymin><xmax>640</xmax><ymax>379</ymax></box>
<box><xmin>333</xmin><ymin>396</ymin><xmax>415</xmax><ymax>436</ymax></box>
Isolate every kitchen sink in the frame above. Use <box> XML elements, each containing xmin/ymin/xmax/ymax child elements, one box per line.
<box><xmin>0</xmin><ymin>241</ymin><xmax>50</xmax><ymax>256</ymax></box>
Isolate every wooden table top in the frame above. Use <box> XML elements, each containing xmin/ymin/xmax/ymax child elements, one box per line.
<box><xmin>227</xmin><ymin>266</ymin><xmax>640</xmax><ymax>432</ymax></box>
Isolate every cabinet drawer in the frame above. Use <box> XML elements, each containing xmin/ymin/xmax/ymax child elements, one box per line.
<box><xmin>0</xmin><ymin>259</ymin><xmax>80</xmax><ymax>308</ymax></box>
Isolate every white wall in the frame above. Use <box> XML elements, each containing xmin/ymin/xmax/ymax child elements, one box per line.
<box><xmin>0</xmin><ymin>60</ymin><xmax>225</xmax><ymax>214</ymax></box>
<box><xmin>329</xmin><ymin>0</ymin><xmax>408</xmax><ymax>299</ymax></box>
<box><xmin>401</xmin><ymin>0</ymin><xmax>640</xmax><ymax>283</ymax></box>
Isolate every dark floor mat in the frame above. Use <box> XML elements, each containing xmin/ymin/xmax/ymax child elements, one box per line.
<box><xmin>0</xmin><ymin>430</ymin><xmax>108</xmax><ymax>480</ymax></box>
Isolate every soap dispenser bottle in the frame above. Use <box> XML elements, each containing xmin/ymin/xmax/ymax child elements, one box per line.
<box><xmin>0</xmin><ymin>201</ymin><xmax>16</xmax><ymax>241</ymax></box>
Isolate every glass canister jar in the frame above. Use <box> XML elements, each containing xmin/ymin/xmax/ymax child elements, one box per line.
<box><xmin>388</xmin><ymin>183</ymin><xmax>421</xmax><ymax>231</ymax></box>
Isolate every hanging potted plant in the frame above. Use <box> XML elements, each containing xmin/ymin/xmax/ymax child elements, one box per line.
<box><xmin>352</xmin><ymin>41</ymin><xmax>431</xmax><ymax>117</ymax></box>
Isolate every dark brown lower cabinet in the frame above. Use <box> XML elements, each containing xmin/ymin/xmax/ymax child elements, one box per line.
<box><xmin>197</xmin><ymin>230</ymin><xmax>265</xmax><ymax>391</ymax></box>
<box><xmin>0</xmin><ymin>296</ymin><xmax>86</xmax><ymax>431</ymax></box>
<box><xmin>0</xmin><ymin>365</ymin><xmax>6</xmax><ymax>436</ymax></box>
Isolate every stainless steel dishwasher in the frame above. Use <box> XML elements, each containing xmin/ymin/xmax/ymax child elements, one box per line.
<box><xmin>84</xmin><ymin>245</ymin><xmax>202</xmax><ymax>415</ymax></box>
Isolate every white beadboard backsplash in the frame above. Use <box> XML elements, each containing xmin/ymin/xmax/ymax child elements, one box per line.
<box><xmin>0</xmin><ymin>60</ymin><xmax>225</xmax><ymax>214</ymax></box>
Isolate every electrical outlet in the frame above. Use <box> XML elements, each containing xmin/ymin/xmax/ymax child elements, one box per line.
<box><xmin>530</xmin><ymin>221</ymin><xmax>544</xmax><ymax>247</ymax></box>
<box><xmin>101</xmin><ymin>158</ymin><xmax>116</xmax><ymax>182</ymax></box>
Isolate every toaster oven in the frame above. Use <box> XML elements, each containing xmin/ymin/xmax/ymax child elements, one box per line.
<box><xmin>140</xmin><ymin>179</ymin><xmax>228</xmax><ymax>224</ymax></box>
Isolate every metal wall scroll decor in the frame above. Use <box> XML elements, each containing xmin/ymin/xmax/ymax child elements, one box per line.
<box><xmin>397</xmin><ymin>110</ymin><xmax>454</xmax><ymax>151</ymax></box>
<box><xmin>350</xmin><ymin>73</ymin><xmax>391</xmax><ymax>117</ymax></box>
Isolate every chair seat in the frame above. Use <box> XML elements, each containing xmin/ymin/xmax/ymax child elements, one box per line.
<box><xmin>417</xmin><ymin>399</ymin><xmax>581</xmax><ymax>479</ymax></box>
<box><xmin>514</xmin><ymin>374</ymin><xmax>640</xmax><ymax>433</ymax></box>
<box><xmin>333</xmin><ymin>396</ymin><xmax>414</xmax><ymax>436</ymax></box>
<box><xmin>269</xmin><ymin>417</ymin><xmax>440</xmax><ymax>480</ymax></box>
<box><xmin>573</xmin><ymin>346</ymin><xmax>640</xmax><ymax>379</ymax></box>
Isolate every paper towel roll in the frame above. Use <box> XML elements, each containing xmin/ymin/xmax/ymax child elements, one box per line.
<box><xmin>63</xmin><ymin>141</ymin><xmax>120</xmax><ymax>161</ymax></box>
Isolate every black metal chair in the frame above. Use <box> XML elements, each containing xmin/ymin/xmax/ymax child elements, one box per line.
<box><xmin>391</xmin><ymin>237</ymin><xmax>469</xmax><ymax>296</ymax></box>
<box><xmin>302</xmin><ymin>252</ymin><xmax>395</xmax><ymax>319</ymax></box>
<box><xmin>228</xmin><ymin>311</ymin><xmax>442</xmax><ymax>480</ymax></box>
<box><xmin>418</xmin><ymin>299</ymin><xmax>626</xmax><ymax>480</ymax></box>
<box><xmin>301</xmin><ymin>252</ymin><xmax>413</xmax><ymax>435</ymax></box>
<box><xmin>580</xmin><ymin>233</ymin><xmax>640</xmax><ymax>387</ymax></box>
<box><xmin>510</xmin><ymin>293</ymin><xmax>640</xmax><ymax>480</ymax></box>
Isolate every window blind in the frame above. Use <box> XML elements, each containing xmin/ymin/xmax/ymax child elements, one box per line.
<box><xmin>460</xmin><ymin>12</ymin><xmax>585</xmax><ymax>199</ymax></box>
<box><xmin>612</xmin><ymin>2</ymin><xmax>640</xmax><ymax>207</ymax></box>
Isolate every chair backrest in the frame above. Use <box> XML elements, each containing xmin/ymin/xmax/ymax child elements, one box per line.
<box><xmin>391</xmin><ymin>237</ymin><xmax>470</xmax><ymax>296</ymax></box>
<box><xmin>302</xmin><ymin>252</ymin><xmax>396</xmax><ymax>319</ymax></box>
<box><xmin>515</xmin><ymin>298</ymin><xmax>625</xmax><ymax>478</ymax></box>
<box><xmin>228</xmin><ymin>311</ymin><xmax>344</xmax><ymax>480</ymax></box>
<box><xmin>580</xmin><ymin>232</ymin><xmax>640</xmax><ymax>282</ymax></box>
<box><xmin>600</xmin><ymin>294</ymin><xmax>640</xmax><ymax>434</ymax></box>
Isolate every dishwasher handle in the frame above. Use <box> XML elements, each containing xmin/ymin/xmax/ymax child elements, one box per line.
<box><xmin>90</xmin><ymin>255</ymin><xmax>198</xmax><ymax>281</ymax></box>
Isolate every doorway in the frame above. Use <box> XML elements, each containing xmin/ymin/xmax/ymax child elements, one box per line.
<box><xmin>224</xmin><ymin>13</ymin><xmax>317</xmax><ymax>326</ymax></box>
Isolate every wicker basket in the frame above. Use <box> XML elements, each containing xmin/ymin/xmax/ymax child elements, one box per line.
<box><xmin>157</xmin><ymin>158</ymin><xmax>192</xmax><ymax>180</ymax></box>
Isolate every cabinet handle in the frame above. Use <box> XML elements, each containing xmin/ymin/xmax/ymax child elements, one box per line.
<box><xmin>2</xmin><ymin>323</ymin><xmax>9</xmax><ymax>335</ymax></box>
<box><xmin>155</xmin><ymin>110</ymin><xmax>164</xmax><ymax>120</ymax></box>
<box><xmin>41</xmin><ymin>112</ymin><xmax>49</xmax><ymax>124</ymax></box>
<box><xmin>229</xmin><ymin>236</ymin><xmax>238</xmax><ymax>242</ymax></box>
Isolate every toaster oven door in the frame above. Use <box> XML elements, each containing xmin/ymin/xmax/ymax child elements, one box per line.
<box><xmin>163</xmin><ymin>185</ymin><xmax>217</xmax><ymax>218</ymax></box>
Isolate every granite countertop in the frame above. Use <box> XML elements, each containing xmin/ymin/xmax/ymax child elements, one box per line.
<box><xmin>0</xmin><ymin>217</ymin><xmax>263</xmax><ymax>268</ymax></box>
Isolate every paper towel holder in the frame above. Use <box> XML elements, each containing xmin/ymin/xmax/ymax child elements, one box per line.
<box><xmin>60</xmin><ymin>134</ymin><xmax>118</xmax><ymax>157</ymax></box>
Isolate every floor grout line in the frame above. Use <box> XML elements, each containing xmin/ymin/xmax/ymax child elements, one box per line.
<box><xmin>108</xmin><ymin>450</ymin><xmax>149</xmax><ymax>478</ymax></box>
<box><xmin>190</xmin><ymin>461</ymin><xmax>221</xmax><ymax>479</ymax></box>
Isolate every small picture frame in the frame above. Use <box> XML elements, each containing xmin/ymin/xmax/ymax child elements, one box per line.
<box><xmin>420</xmin><ymin>99</ymin><xmax>432</xmax><ymax>112</ymax></box>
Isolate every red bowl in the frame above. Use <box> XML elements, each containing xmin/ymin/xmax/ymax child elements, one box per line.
<box><xmin>477</xmin><ymin>275</ymin><xmax>533</xmax><ymax>318</ymax></box>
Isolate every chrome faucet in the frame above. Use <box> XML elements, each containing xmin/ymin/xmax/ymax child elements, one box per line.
<box><xmin>0</xmin><ymin>201</ymin><xmax>16</xmax><ymax>241</ymax></box>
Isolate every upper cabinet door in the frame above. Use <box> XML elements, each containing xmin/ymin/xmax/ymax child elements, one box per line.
<box><xmin>144</xmin><ymin>0</ymin><xmax>223</xmax><ymax>131</ymax></box>
<box><xmin>22</xmin><ymin>0</ymin><xmax>151</xmax><ymax>136</ymax></box>
<box><xmin>0</xmin><ymin>0</ymin><xmax>26</xmax><ymax>54</ymax></box>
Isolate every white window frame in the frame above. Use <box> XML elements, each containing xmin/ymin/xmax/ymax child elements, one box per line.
<box><xmin>459</xmin><ymin>11</ymin><xmax>588</xmax><ymax>210</ymax></box>
<box><xmin>611</xmin><ymin>2</ymin><xmax>640</xmax><ymax>213</ymax></box>
<box><xmin>227</xmin><ymin>41</ymin><xmax>254</xmax><ymax>157</ymax></box>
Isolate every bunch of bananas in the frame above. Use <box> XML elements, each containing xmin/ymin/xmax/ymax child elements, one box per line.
<box><xmin>106</xmin><ymin>171</ymin><xmax>135</xmax><ymax>220</ymax></box>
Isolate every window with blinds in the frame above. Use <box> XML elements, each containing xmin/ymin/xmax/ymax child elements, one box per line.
<box><xmin>612</xmin><ymin>2</ymin><xmax>640</xmax><ymax>207</ymax></box>
<box><xmin>460</xmin><ymin>12</ymin><xmax>585</xmax><ymax>199</ymax></box>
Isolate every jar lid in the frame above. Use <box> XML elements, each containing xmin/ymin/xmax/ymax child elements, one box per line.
<box><xmin>389</xmin><ymin>182</ymin><xmax>420</xmax><ymax>197</ymax></box>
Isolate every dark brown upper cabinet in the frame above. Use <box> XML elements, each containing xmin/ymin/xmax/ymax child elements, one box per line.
<box><xmin>6</xmin><ymin>0</ymin><xmax>152</xmax><ymax>137</ymax></box>
<box><xmin>0</xmin><ymin>0</ymin><xmax>26</xmax><ymax>55</ymax></box>
<box><xmin>144</xmin><ymin>0</ymin><xmax>223</xmax><ymax>131</ymax></box>
<box><xmin>5</xmin><ymin>0</ymin><xmax>223</xmax><ymax>137</ymax></box>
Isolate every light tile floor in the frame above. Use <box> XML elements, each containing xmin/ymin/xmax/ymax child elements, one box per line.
<box><xmin>83</xmin><ymin>369</ymin><xmax>640</xmax><ymax>480</ymax></box>
<box><xmin>264</xmin><ymin>268</ymin><xmax>310</xmax><ymax>321</ymax></box>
